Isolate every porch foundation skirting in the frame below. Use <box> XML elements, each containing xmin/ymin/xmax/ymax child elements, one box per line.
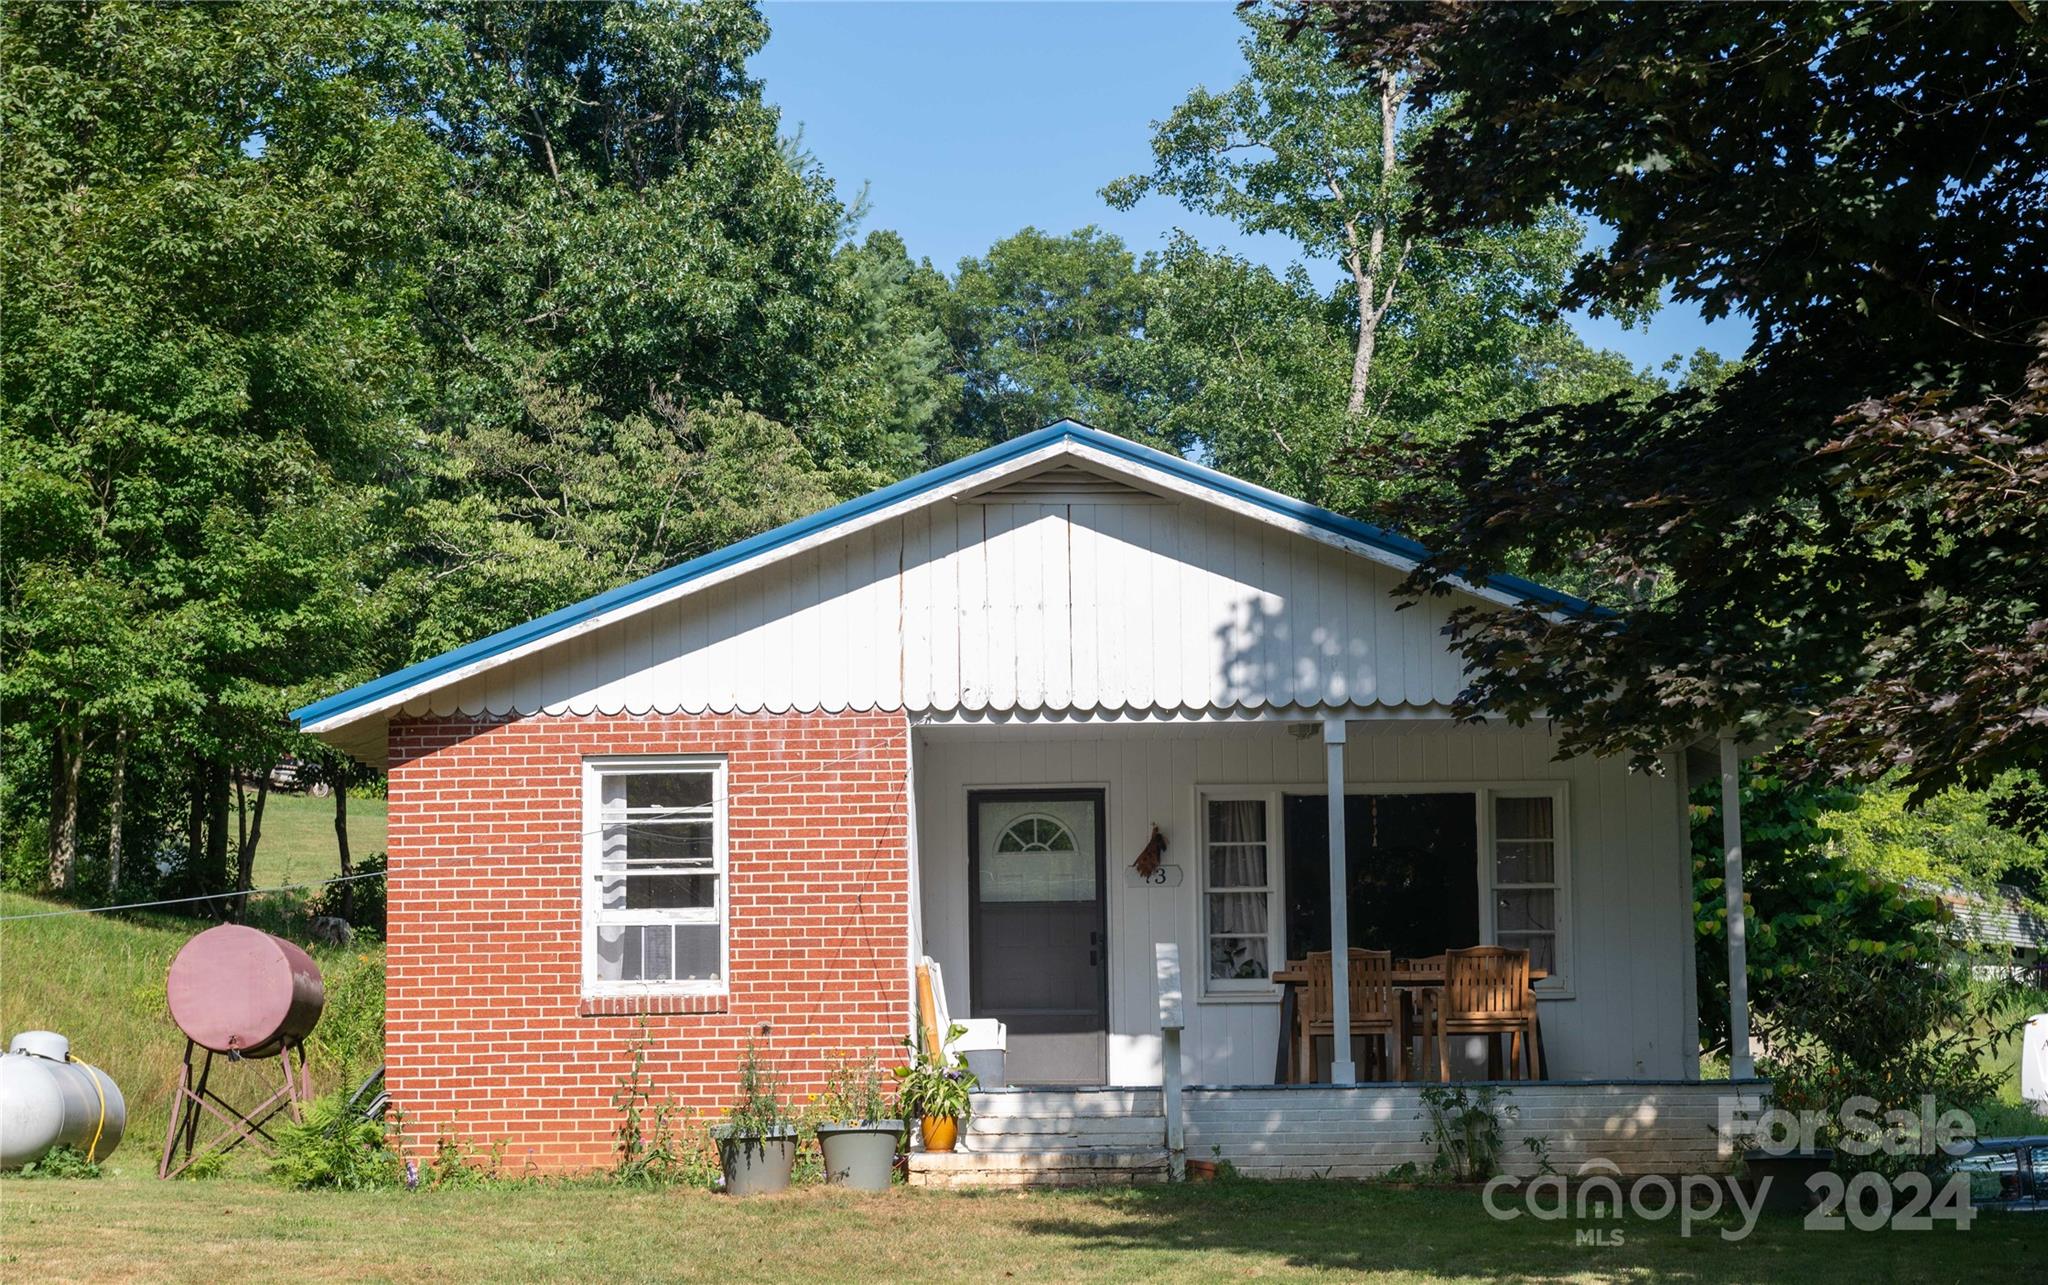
<box><xmin>1183</xmin><ymin>1081</ymin><xmax>1770</xmax><ymax>1180</ymax></box>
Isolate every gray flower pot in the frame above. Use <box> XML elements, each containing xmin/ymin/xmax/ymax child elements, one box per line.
<box><xmin>816</xmin><ymin>1121</ymin><xmax>904</xmax><ymax>1191</ymax></box>
<box><xmin>712</xmin><ymin>1125</ymin><xmax>799</xmax><ymax>1196</ymax></box>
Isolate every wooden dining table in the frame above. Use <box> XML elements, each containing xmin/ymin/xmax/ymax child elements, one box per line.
<box><xmin>1269</xmin><ymin>959</ymin><xmax>1548</xmax><ymax>1083</ymax></box>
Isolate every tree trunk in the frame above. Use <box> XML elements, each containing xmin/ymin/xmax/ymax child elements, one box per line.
<box><xmin>185</xmin><ymin>758</ymin><xmax>206</xmax><ymax>896</ymax></box>
<box><xmin>232</xmin><ymin>774</ymin><xmax>268</xmax><ymax>922</ymax></box>
<box><xmin>107</xmin><ymin>723</ymin><xmax>128</xmax><ymax>893</ymax></box>
<box><xmin>333</xmin><ymin>773</ymin><xmax>354</xmax><ymax>922</ymax></box>
<box><xmin>47</xmin><ymin>724</ymin><xmax>82</xmax><ymax>893</ymax></box>
<box><xmin>1345</xmin><ymin>68</ymin><xmax>1407</xmax><ymax>418</ymax></box>
<box><xmin>206</xmin><ymin>759</ymin><xmax>230</xmax><ymax>915</ymax></box>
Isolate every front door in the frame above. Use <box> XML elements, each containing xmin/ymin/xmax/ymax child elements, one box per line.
<box><xmin>968</xmin><ymin>790</ymin><xmax>1108</xmax><ymax>1084</ymax></box>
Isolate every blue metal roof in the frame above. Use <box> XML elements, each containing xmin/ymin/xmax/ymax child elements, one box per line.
<box><xmin>293</xmin><ymin>420</ymin><xmax>1591</xmax><ymax>730</ymax></box>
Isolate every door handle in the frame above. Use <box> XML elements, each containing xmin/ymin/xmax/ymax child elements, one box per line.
<box><xmin>1089</xmin><ymin>930</ymin><xmax>1101</xmax><ymax>966</ymax></box>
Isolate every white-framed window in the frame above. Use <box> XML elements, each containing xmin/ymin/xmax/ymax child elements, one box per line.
<box><xmin>1486</xmin><ymin>787</ymin><xmax>1568</xmax><ymax>989</ymax></box>
<box><xmin>582</xmin><ymin>756</ymin><xmax>728</xmax><ymax>996</ymax></box>
<box><xmin>1202</xmin><ymin>793</ymin><xmax>1278</xmax><ymax>993</ymax></box>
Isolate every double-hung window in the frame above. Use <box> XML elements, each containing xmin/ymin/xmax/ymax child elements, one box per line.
<box><xmin>584</xmin><ymin>757</ymin><xmax>727</xmax><ymax>996</ymax></box>
<box><xmin>1488</xmin><ymin>789</ymin><xmax>1567</xmax><ymax>986</ymax></box>
<box><xmin>1203</xmin><ymin>794</ymin><xmax>1276</xmax><ymax>992</ymax></box>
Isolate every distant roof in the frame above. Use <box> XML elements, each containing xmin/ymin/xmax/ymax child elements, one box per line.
<box><xmin>294</xmin><ymin>420</ymin><xmax>1591</xmax><ymax>736</ymax></box>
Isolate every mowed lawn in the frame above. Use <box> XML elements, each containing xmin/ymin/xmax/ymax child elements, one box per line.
<box><xmin>2</xmin><ymin>1170</ymin><xmax>2041</xmax><ymax>1284</ymax></box>
<box><xmin>248</xmin><ymin>790</ymin><xmax>387</xmax><ymax>890</ymax></box>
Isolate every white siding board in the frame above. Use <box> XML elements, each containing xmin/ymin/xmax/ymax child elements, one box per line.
<box><xmin>410</xmin><ymin>496</ymin><xmax>1490</xmax><ymax>720</ymax></box>
<box><xmin>1068</xmin><ymin>505</ymin><xmax>1100</xmax><ymax>709</ymax></box>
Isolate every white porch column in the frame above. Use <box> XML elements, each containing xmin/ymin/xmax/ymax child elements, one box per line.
<box><xmin>1719</xmin><ymin>735</ymin><xmax>1754</xmax><ymax>1079</ymax></box>
<box><xmin>1324</xmin><ymin>716</ymin><xmax>1356</xmax><ymax>1084</ymax></box>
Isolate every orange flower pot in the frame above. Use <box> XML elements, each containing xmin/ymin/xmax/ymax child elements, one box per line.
<box><xmin>919</xmin><ymin>1115</ymin><xmax>959</xmax><ymax>1153</ymax></box>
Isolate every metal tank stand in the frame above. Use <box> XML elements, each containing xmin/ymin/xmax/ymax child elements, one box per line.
<box><xmin>157</xmin><ymin>1038</ymin><xmax>311</xmax><ymax>1179</ymax></box>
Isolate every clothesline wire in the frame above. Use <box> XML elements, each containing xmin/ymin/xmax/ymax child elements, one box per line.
<box><xmin>0</xmin><ymin>871</ymin><xmax>385</xmax><ymax>922</ymax></box>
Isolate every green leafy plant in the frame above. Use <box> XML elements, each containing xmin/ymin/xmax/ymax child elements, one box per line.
<box><xmin>309</xmin><ymin>950</ymin><xmax>386</xmax><ymax>1089</ymax></box>
<box><xmin>895</xmin><ymin>1023</ymin><xmax>977</xmax><ymax>1122</ymax></box>
<box><xmin>1692</xmin><ymin>763</ymin><xmax>1952</xmax><ymax>1055</ymax></box>
<box><xmin>5</xmin><ymin>1145</ymin><xmax>104</xmax><ymax>1180</ymax></box>
<box><xmin>818</xmin><ymin>1051</ymin><xmax>898</xmax><ymax>1125</ymax></box>
<box><xmin>721</xmin><ymin>1039</ymin><xmax>790</xmax><ymax>1142</ymax></box>
<box><xmin>176</xmin><ymin>1151</ymin><xmax>228</xmax><ymax>1181</ymax></box>
<box><xmin>1755</xmin><ymin>932</ymin><xmax>2018</xmax><ymax>1177</ymax></box>
<box><xmin>1417</xmin><ymin>1084</ymin><xmax>1539</xmax><ymax>1183</ymax></box>
<box><xmin>270</xmin><ymin>1091</ymin><xmax>399</xmax><ymax>1190</ymax></box>
<box><xmin>611</xmin><ymin>1019</ymin><xmax>681</xmax><ymax>1185</ymax></box>
<box><xmin>419</xmin><ymin>1131</ymin><xmax>504</xmax><ymax>1190</ymax></box>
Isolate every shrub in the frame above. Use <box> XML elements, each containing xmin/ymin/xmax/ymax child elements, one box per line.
<box><xmin>1693</xmin><ymin>764</ymin><xmax>1950</xmax><ymax>1054</ymax></box>
<box><xmin>271</xmin><ymin>1092</ymin><xmax>400</xmax><ymax>1190</ymax></box>
<box><xmin>1</xmin><ymin>818</ymin><xmax>48</xmax><ymax>891</ymax></box>
<box><xmin>313</xmin><ymin>851</ymin><xmax>387</xmax><ymax>938</ymax></box>
<box><xmin>1757</xmin><ymin>932</ymin><xmax>2022</xmax><ymax>1176</ymax></box>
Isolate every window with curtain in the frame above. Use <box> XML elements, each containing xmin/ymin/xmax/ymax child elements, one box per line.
<box><xmin>585</xmin><ymin>758</ymin><xmax>726</xmax><ymax>995</ymax></box>
<box><xmin>1492</xmin><ymin>793</ymin><xmax>1561</xmax><ymax>979</ymax></box>
<box><xmin>1205</xmin><ymin>797</ymin><xmax>1274</xmax><ymax>989</ymax></box>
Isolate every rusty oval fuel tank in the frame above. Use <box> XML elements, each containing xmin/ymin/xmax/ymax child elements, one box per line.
<box><xmin>165</xmin><ymin>925</ymin><xmax>324</xmax><ymax>1056</ymax></box>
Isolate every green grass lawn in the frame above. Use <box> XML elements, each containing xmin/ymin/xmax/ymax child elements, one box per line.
<box><xmin>248</xmin><ymin>790</ymin><xmax>386</xmax><ymax>891</ymax></box>
<box><xmin>1</xmin><ymin>1170</ymin><xmax>2039</xmax><ymax>1283</ymax></box>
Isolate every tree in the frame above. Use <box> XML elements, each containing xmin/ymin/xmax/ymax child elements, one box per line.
<box><xmin>2</xmin><ymin>1</ymin><xmax>438</xmax><ymax>896</ymax></box>
<box><xmin>936</xmin><ymin>226</ymin><xmax>1167</xmax><ymax>456</ymax></box>
<box><xmin>1690</xmin><ymin>761</ymin><xmax>1949</xmax><ymax>1055</ymax></box>
<box><xmin>1105</xmin><ymin>5</ymin><xmax>1657</xmax><ymax>508</ymax></box>
<box><xmin>1823</xmin><ymin>771</ymin><xmax>2048</xmax><ymax>911</ymax></box>
<box><xmin>1304</xmin><ymin>1</ymin><xmax>2048</xmax><ymax>794</ymax></box>
<box><xmin>1105</xmin><ymin>6</ymin><xmax>1416</xmax><ymax>417</ymax></box>
<box><xmin>390</xmin><ymin>0</ymin><xmax>919</xmax><ymax>656</ymax></box>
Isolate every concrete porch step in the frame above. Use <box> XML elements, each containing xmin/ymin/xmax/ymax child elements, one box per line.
<box><xmin>969</xmin><ymin>1087</ymin><xmax>1165</xmax><ymax>1119</ymax></box>
<box><xmin>964</xmin><ymin>1117</ymin><xmax>1168</xmax><ymax>1152</ymax></box>
<box><xmin>908</xmin><ymin>1147</ymin><xmax>1171</xmax><ymax>1188</ymax></box>
<box><xmin>963</xmin><ymin>1087</ymin><xmax>1167</xmax><ymax>1152</ymax></box>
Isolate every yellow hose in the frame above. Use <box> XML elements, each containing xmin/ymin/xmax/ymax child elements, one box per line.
<box><xmin>79</xmin><ymin>1059</ymin><xmax>108</xmax><ymax>1163</ymax></box>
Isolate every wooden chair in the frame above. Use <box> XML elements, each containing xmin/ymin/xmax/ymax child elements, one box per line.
<box><xmin>1421</xmin><ymin>947</ymin><xmax>1542</xmax><ymax>1082</ymax></box>
<box><xmin>1298</xmin><ymin>949</ymin><xmax>1406</xmax><ymax>1082</ymax></box>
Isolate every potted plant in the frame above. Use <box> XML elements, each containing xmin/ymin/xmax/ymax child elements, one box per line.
<box><xmin>813</xmin><ymin>1052</ymin><xmax>904</xmax><ymax>1191</ymax></box>
<box><xmin>896</xmin><ymin>1023</ymin><xmax>978</xmax><ymax>1153</ymax></box>
<box><xmin>710</xmin><ymin>1040</ymin><xmax>798</xmax><ymax>1195</ymax></box>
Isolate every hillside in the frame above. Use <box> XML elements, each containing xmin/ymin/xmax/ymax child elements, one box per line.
<box><xmin>0</xmin><ymin>887</ymin><xmax>384</xmax><ymax>1170</ymax></box>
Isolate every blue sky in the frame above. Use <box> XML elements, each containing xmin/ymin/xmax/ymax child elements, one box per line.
<box><xmin>755</xmin><ymin>1</ymin><xmax>1752</xmax><ymax>372</ymax></box>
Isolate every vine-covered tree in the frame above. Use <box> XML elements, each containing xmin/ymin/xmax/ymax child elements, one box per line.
<box><xmin>1302</xmin><ymin>1</ymin><xmax>2047</xmax><ymax>794</ymax></box>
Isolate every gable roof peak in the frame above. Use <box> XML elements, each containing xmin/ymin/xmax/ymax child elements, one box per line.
<box><xmin>293</xmin><ymin>419</ymin><xmax>1591</xmax><ymax>737</ymax></box>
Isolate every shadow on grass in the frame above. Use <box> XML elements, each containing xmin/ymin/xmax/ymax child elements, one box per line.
<box><xmin>1004</xmin><ymin>1178</ymin><xmax>2034</xmax><ymax>1283</ymax></box>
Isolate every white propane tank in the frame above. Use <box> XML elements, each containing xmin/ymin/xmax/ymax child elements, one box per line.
<box><xmin>2023</xmin><ymin>1013</ymin><xmax>2048</xmax><ymax>1113</ymax></box>
<box><xmin>0</xmin><ymin>1030</ymin><xmax>126</xmax><ymax>1169</ymax></box>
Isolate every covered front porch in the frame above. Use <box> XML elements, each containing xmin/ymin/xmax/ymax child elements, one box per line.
<box><xmin>909</xmin><ymin>714</ymin><xmax>1724</xmax><ymax>1090</ymax></box>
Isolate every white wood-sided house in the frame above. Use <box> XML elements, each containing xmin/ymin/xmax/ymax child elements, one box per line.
<box><xmin>298</xmin><ymin>421</ymin><xmax>1764</xmax><ymax>1180</ymax></box>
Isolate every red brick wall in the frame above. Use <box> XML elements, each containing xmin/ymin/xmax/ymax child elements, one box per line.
<box><xmin>384</xmin><ymin>709</ymin><xmax>912</xmax><ymax>1172</ymax></box>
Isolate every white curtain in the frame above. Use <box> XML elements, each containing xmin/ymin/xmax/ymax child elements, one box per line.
<box><xmin>1208</xmin><ymin>800</ymin><xmax>1270</xmax><ymax>978</ymax></box>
